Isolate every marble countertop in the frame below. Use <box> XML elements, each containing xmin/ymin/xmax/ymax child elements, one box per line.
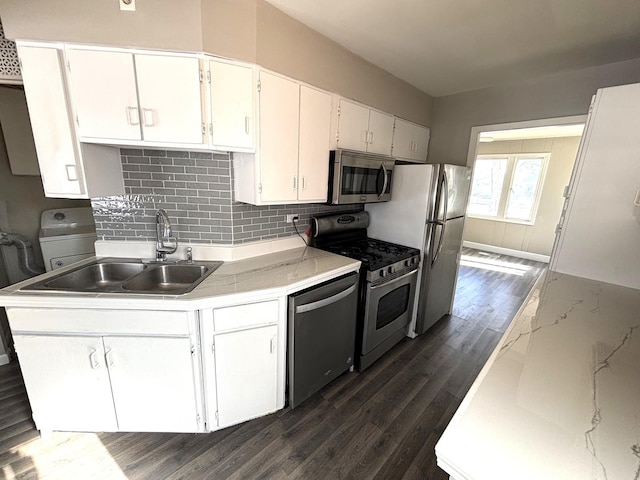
<box><xmin>0</xmin><ymin>246</ymin><xmax>361</xmax><ymax>310</ymax></box>
<box><xmin>436</xmin><ymin>271</ymin><xmax>640</xmax><ymax>480</ymax></box>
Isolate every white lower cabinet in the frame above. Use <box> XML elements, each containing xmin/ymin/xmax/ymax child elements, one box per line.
<box><xmin>201</xmin><ymin>299</ymin><xmax>285</xmax><ymax>430</ymax></box>
<box><xmin>103</xmin><ymin>336</ymin><xmax>200</xmax><ymax>432</ymax></box>
<box><xmin>215</xmin><ymin>325</ymin><xmax>278</xmax><ymax>428</ymax></box>
<box><xmin>10</xmin><ymin>308</ymin><xmax>203</xmax><ymax>433</ymax></box>
<box><xmin>13</xmin><ymin>335</ymin><xmax>117</xmax><ymax>432</ymax></box>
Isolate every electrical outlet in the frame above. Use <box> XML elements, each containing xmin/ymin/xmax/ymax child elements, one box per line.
<box><xmin>286</xmin><ymin>214</ymin><xmax>299</xmax><ymax>223</ymax></box>
<box><xmin>120</xmin><ymin>0</ymin><xmax>136</xmax><ymax>11</ymax></box>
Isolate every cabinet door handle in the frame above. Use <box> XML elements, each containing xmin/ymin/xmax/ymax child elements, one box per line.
<box><xmin>89</xmin><ymin>348</ymin><xmax>100</xmax><ymax>369</ymax></box>
<box><xmin>269</xmin><ymin>337</ymin><xmax>276</xmax><ymax>354</ymax></box>
<box><xmin>361</xmin><ymin>130</ymin><xmax>369</xmax><ymax>143</ymax></box>
<box><xmin>293</xmin><ymin>177</ymin><xmax>297</xmax><ymax>190</ymax></box>
<box><xmin>368</xmin><ymin>131</ymin><xmax>375</xmax><ymax>144</ymax></box>
<box><xmin>244</xmin><ymin>116</ymin><xmax>250</xmax><ymax>134</ymax></box>
<box><xmin>65</xmin><ymin>164</ymin><xmax>78</xmax><ymax>182</ymax></box>
<box><xmin>126</xmin><ymin>106</ymin><xmax>140</xmax><ymax>125</ymax></box>
<box><xmin>302</xmin><ymin>176</ymin><xmax>306</xmax><ymax>190</ymax></box>
<box><xmin>105</xmin><ymin>349</ymin><xmax>114</xmax><ymax>367</ymax></box>
<box><xmin>142</xmin><ymin>108</ymin><xmax>155</xmax><ymax>127</ymax></box>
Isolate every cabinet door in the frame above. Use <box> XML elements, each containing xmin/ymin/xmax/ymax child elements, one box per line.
<box><xmin>209</xmin><ymin>60</ymin><xmax>255</xmax><ymax>151</ymax></box>
<box><xmin>104</xmin><ymin>336</ymin><xmax>200</xmax><ymax>432</ymax></box>
<box><xmin>259</xmin><ymin>71</ymin><xmax>299</xmax><ymax>203</ymax></box>
<box><xmin>66</xmin><ymin>49</ymin><xmax>141</xmax><ymax>141</ymax></box>
<box><xmin>17</xmin><ymin>45</ymin><xmax>84</xmax><ymax>197</ymax></box>
<box><xmin>215</xmin><ymin>325</ymin><xmax>278</xmax><ymax>428</ymax></box>
<box><xmin>298</xmin><ymin>85</ymin><xmax>332</xmax><ymax>202</ymax></box>
<box><xmin>135</xmin><ymin>54</ymin><xmax>204</xmax><ymax>144</ymax></box>
<box><xmin>413</xmin><ymin>125</ymin><xmax>430</xmax><ymax>162</ymax></box>
<box><xmin>13</xmin><ymin>335</ymin><xmax>117</xmax><ymax>432</ymax></box>
<box><xmin>367</xmin><ymin>109</ymin><xmax>394</xmax><ymax>155</ymax></box>
<box><xmin>392</xmin><ymin>118</ymin><xmax>415</xmax><ymax>159</ymax></box>
<box><xmin>337</xmin><ymin>99</ymin><xmax>370</xmax><ymax>151</ymax></box>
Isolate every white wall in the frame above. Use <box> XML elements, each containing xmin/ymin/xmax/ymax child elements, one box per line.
<box><xmin>429</xmin><ymin>57</ymin><xmax>640</xmax><ymax>166</ymax></box>
<box><xmin>464</xmin><ymin>136</ymin><xmax>580</xmax><ymax>256</ymax></box>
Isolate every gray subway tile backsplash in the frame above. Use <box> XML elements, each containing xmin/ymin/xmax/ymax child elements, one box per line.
<box><xmin>91</xmin><ymin>149</ymin><xmax>362</xmax><ymax>245</ymax></box>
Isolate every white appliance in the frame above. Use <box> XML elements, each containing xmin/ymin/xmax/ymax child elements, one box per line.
<box><xmin>39</xmin><ymin>207</ymin><xmax>97</xmax><ymax>271</ymax></box>
<box><xmin>550</xmin><ymin>82</ymin><xmax>640</xmax><ymax>289</ymax></box>
<box><xmin>367</xmin><ymin>163</ymin><xmax>471</xmax><ymax>336</ymax></box>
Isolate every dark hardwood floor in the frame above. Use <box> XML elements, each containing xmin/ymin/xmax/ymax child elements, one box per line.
<box><xmin>0</xmin><ymin>248</ymin><xmax>545</xmax><ymax>480</ymax></box>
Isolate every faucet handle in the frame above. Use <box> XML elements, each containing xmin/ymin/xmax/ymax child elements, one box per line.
<box><xmin>186</xmin><ymin>247</ymin><xmax>193</xmax><ymax>263</ymax></box>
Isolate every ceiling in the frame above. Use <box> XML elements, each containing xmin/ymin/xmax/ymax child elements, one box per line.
<box><xmin>265</xmin><ymin>0</ymin><xmax>640</xmax><ymax>97</ymax></box>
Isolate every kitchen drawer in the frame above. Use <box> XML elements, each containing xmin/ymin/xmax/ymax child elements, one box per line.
<box><xmin>213</xmin><ymin>300</ymin><xmax>279</xmax><ymax>332</ymax></box>
<box><xmin>7</xmin><ymin>308</ymin><xmax>191</xmax><ymax>335</ymax></box>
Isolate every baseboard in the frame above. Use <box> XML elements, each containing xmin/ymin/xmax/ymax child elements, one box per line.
<box><xmin>463</xmin><ymin>241</ymin><xmax>550</xmax><ymax>263</ymax></box>
<box><xmin>0</xmin><ymin>354</ymin><xmax>9</xmax><ymax>366</ymax></box>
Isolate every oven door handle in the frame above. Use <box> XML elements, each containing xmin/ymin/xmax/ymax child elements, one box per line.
<box><xmin>370</xmin><ymin>269</ymin><xmax>417</xmax><ymax>290</ymax></box>
<box><xmin>377</xmin><ymin>164</ymin><xmax>389</xmax><ymax>200</ymax></box>
<box><xmin>295</xmin><ymin>283</ymin><xmax>357</xmax><ymax>314</ymax></box>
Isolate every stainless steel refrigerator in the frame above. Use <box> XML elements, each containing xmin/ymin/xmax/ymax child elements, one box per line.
<box><xmin>366</xmin><ymin>163</ymin><xmax>472</xmax><ymax>336</ymax></box>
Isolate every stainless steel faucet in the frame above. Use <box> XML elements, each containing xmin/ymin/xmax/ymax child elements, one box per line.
<box><xmin>155</xmin><ymin>209</ymin><xmax>177</xmax><ymax>261</ymax></box>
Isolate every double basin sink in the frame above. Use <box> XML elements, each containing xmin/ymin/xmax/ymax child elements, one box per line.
<box><xmin>24</xmin><ymin>258</ymin><xmax>223</xmax><ymax>295</ymax></box>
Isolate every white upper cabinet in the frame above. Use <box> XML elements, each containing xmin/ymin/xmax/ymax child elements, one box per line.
<box><xmin>336</xmin><ymin>98</ymin><xmax>394</xmax><ymax>155</ymax></box>
<box><xmin>17</xmin><ymin>43</ymin><xmax>124</xmax><ymax>199</ymax></box>
<box><xmin>66</xmin><ymin>49</ymin><xmax>140</xmax><ymax>141</ymax></box>
<box><xmin>207</xmin><ymin>59</ymin><xmax>256</xmax><ymax>151</ymax></box>
<box><xmin>135</xmin><ymin>54</ymin><xmax>203</xmax><ymax>144</ymax></box>
<box><xmin>392</xmin><ymin>117</ymin><xmax>430</xmax><ymax>162</ymax></box>
<box><xmin>234</xmin><ymin>71</ymin><xmax>332</xmax><ymax>205</ymax></box>
<box><xmin>66</xmin><ymin>48</ymin><xmax>204</xmax><ymax>146</ymax></box>
<box><xmin>258</xmin><ymin>70</ymin><xmax>300</xmax><ymax>203</ymax></box>
<box><xmin>298</xmin><ymin>85</ymin><xmax>332</xmax><ymax>202</ymax></box>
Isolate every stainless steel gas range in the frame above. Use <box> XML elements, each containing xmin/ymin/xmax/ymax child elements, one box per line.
<box><xmin>311</xmin><ymin>211</ymin><xmax>420</xmax><ymax>370</ymax></box>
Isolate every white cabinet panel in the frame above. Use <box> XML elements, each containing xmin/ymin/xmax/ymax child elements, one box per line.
<box><xmin>105</xmin><ymin>336</ymin><xmax>200</xmax><ymax>432</ymax></box>
<box><xmin>337</xmin><ymin>99</ymin><xmax>370</xmax><ymax>151</ymax></box>
<box><xmin>13</xmin><ymin>335</ymin><xmax>117</xmax><ymax>432</ymax></box>
<box><xmin>258</xmin><ymin>71</ymin><xmax>300</xmax><ymax>203</ymax></box>
<box><xmin>392</xmin><ymin>118</ymin><xmax>430</xmax><ymax>162</ymax></box>
<box><xmin>66</xmin><ymin>49</ymin><xmax>141</xmax><ymax>141</ymax></box>
<box><xmin>414</xmin><ymin>124</ymin><xmax>430</xmax><ymax>162</ymax></box>
<box><xmin>336</xmin><ymin>98</ymin><xmax>394</xmax><ymax>155</ymax></box>
<box><xmin>17</xmin><ymin>45</ymin><xmax>83</xmax><ymax>196</ymax></box>
<box><xmin>367</xmin><ymin>109</ymin><xmax>394</xmax><ymax>155</ymax></box>
<box><xmin>215</xmin><ymin>325</ymin><xmax>278</xmax><ymax>428</ymax></box>
<box><xmin>135</xmin><ymin>54</ymin><xmax>204</xmax><ymax>144</ymax></box>
<box><xmin>298</xmin><ymin>85</ymin><xmax>332</xmax><ymax>202</ymax></box>
<box><xmin>392</xmin><ymin>118</ymin><xmax>415</xmax><ymax>160</ymax></box>
<box><xmin>209</xmin><ymin>60</ymin><xmax>255</xmax><ymax>151</ymax></box>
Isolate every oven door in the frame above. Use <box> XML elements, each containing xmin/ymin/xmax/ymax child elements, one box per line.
<box><xmin>329</xmin><ymin>150</ymin><xmax>395</xmax><ymax>204</ymax></box>
<box><xmin>361</xmin><ymin>269</ymin><xmax>417</xmax><ymax>355</ymax></box>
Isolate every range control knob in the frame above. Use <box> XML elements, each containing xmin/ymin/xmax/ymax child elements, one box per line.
<box><xmin>379</xmin><ymin>269</ymin><xmax>387</xmax><ymax>277</ymax></box>
<box><xmin>387</xmin><ymin>266</ymin><xmax>395</xmax><ymax>275</ymax></box>
<box><xmin>404</xmin><ymin>259</ymin><xmax>411</xmax><ymax>267</ymax></box>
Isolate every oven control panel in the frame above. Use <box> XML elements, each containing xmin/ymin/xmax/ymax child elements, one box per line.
<box><xmin>368</xmin><ymin>254</ymin><xmax>420</xmax><ymax>284</ymax></box>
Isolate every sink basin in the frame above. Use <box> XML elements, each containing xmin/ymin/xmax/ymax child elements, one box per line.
<box><xmin>122</xmin><ymin>265</ymin><xmax>211</xmax><ymax>293</ymax></box>
<box><xmin>23</xmin><ymin>258</ymin><xmax>223</xmax><ymax>295</ymax></box>
<box><xmin>44</xmin><ymin>263</ymin><xmax>147</xmax><ymax>291</ymax></box>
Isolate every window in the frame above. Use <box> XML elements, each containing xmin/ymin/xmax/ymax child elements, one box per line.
<box><xmin>468</xmin><ymin>154</ymin><xmax>549</xmax><ymax>224</ymax></box>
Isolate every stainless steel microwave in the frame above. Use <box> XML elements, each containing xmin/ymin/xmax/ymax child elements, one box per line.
<box><xmin>328</xmin><ymin>149</ymin><xmax>395</xmax><ymax>204</ymax></box>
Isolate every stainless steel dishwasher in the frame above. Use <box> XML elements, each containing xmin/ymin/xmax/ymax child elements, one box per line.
<box><xmin>288</xmin><ymin>272</ymin><xmax>359</xmax><ymax>408</ymax></box>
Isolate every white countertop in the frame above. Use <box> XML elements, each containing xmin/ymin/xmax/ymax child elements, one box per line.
<box><xmin>0</xmin><ymin>246</ymin><xmax>361</xmax><ymax>310</ymax></box>
<box><xmin>436</xmin><ymin>271</ymin><xmax>640</xmax><ymax>480</ymax></box>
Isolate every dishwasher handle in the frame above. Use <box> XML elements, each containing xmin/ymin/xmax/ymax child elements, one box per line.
<box><xmin>295</xmin><ymin>283</ymin><xmax>357</xmax><ymax>314</ymax></box>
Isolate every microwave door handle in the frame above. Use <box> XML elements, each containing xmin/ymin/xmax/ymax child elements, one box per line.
<box><xmin>378</xmin><ymin>164</ymin><xmax>389</xmax><ymax>199</ymax></box>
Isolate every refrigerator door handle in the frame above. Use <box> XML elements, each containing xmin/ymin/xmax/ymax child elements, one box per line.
<box><xmin>442</xmin><ymin>169</ymin><xmax>449</xmax><ymax>222</ymax></box>
<box><xmin>431</xmin><ymin>220</ymin><xmax>446</xmax><ymax>267</ymax></box>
